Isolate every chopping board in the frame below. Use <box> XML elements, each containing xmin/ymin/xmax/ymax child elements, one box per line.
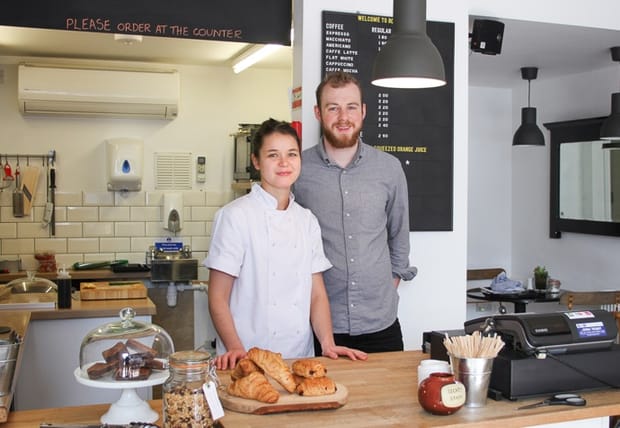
<box><xmin>217</xmin><ymin>379</ymin><xmax>348</xmax><ymax>415</ymax></box>
<box><xmin>20</xmin><ymin>165</ymin><xmax>41</xmax><ymax>216</ymax></box>
<box><xmin>80</xmin><ymin>281</ymin><xmax>147</xmax><ymax>300</ymax></box>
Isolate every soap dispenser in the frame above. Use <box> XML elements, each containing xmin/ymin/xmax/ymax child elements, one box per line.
<box><xmin>163</xmin><ymin>193</ymin><xmax>183</xmax><ymax>233</ymax></box>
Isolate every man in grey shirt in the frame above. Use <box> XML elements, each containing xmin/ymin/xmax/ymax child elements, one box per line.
<box><xmin>294</xmin><ymin>72</ymin><xmax>417</xmax><ymax>353</ymax></box>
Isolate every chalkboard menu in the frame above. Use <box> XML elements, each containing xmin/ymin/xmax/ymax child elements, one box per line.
<box><xmin>1</xmin><ymin>0</ymin><xmax>291</xmax><ymax>44</ymax></box>
<box><xmin>321</xmin><ymin>11</ymin><xmax>454</xmax><ymax>231</ymax></box>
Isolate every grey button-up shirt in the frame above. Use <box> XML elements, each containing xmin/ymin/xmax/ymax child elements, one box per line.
<box><xmin>294</xmin><ymin>140</ymin><xmax>417</xmax><ymax>335</ymax></box>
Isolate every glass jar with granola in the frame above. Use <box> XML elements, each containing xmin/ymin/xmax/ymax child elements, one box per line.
<box><xmin>163</xmin><ymin>350</ymin><xmax>220</xmax><ymax>428</ymax></box>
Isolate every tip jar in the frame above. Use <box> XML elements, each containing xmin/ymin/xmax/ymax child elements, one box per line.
<box><xmin>163</xmin><ymin>350</ymin><xmax>223</xmax><ymax>427</ymax></box>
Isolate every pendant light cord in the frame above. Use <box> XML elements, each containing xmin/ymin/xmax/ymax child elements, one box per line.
<box><xmin>527</xmin><ymin>79</ymin><xmax>531</xmax><ymax>108</ymax></box>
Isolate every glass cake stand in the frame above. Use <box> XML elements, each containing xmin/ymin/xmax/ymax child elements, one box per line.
<box><xmin>74</xmin><ymin>366</ymin><xmax>168</xmax><ymax>424</ymax></box>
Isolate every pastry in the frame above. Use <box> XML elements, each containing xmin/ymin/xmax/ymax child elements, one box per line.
<box><xmin>231</xmin><ymin>357</ymin><xmax>264</xmax><ymax>381</ymax></box>
<box><xmin>247</xmin><ymin>347</ymin><xmax>297</xmax><ymax>393</ymax></box>
<box><xmin>126</xmin><ymin>338</ymin><xmax>158</xmax><ymax>358</ymax></box>
<box><xmin>86</xmin><ymin>360</ymin><xmax>117</xmax><ymax>379</ymax></box>
<box><xmin>101</xmin><ymin>341</ymin><xmax>128</xmax><ymax>363</ymax></box>
<box><xmin>292</xmin><ymin>359</ymin><xmax>327</xmax><ymax>378</ymax></box>
<box><xmin>227</xmin><ymin>371</ymin><xmax>280</xmax><ymax>403</ymax></box>
<box><xmin>295</xmin><ymin>376</ymin><xmax>337</xmax><ymax>396</ymax></box>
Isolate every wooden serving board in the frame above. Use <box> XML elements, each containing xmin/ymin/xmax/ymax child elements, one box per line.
<box><xmin>80</xmin><ymin>281</ymin><xmax>147</xmax><ymax>300</ymax></box>
<box><xmin>218</xmin><ymin>380</ymin><xmax>348</xmax><ymax>415</ymax></box>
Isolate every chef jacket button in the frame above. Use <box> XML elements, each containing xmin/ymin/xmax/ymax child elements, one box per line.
<box><xmin>350</xmin><ymin>258</ymin><xmax>354</xmax><ymax>262</ymax></box>
<box><xmin>350</xmin><ymin>303</ymin><xmax>355</xmax><ymax>308</ymax></box>
<box><xmin>348</xmin><ymin>235</ymin><xmax>352</xmax><ymax>239</ymax></box>
<box><xmin>351</xmin><ymin>281</ymin><xmax>356</xmax><ymax>286</ymax></box>
<box><xmin>346</xmin><ymin>213</ymin><xmax>350</xmax><ymax>217</ymax></box>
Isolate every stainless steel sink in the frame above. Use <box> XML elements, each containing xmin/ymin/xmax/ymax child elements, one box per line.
<box><xmin>148</xmin><ymin>245</ymin><xmax>198</xmax><ymax>282</ymax></box>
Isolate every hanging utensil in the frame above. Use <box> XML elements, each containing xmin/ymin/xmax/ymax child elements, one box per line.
<box><xmin>49</xmin><ymin>156</ymin><xmax>56</xmax><ymax>236</ymax></box>
<box><xmin>3</xmin><ymin>155</ymin><xmax>13</xmax><ymax>181</ymax></box>
<box><xmin>12</xmin><ymin>157</ymin><xmax>23</xmax><ymax>217</ymax></box>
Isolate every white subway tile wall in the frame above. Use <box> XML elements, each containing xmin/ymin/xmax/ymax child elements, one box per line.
<box><xmin>0</xmin><ymin>189</ymin><xmax>231</xmax><ymax>272</ymax></box>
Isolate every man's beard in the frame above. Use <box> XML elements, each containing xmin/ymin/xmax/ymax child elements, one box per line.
<box><xmin>321</xmin><ymin>121</ymin><xmax>360</xmax><ymax>149</ymax></box>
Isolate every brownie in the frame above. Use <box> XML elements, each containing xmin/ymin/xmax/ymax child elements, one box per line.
<box><xmin>126</xmin><ymin>338</ymin><xmax>157</xmax><ymax>358</ymax></box>
<box><xmin>87</xmin><ymin>361</ymin><xmax>118</xmax><ymax>379</ymax></box>
<box><xmin>102</xmin><ymin>341</ymin><xmax>128</xmax><ymax>363</ymax></box>
<box><xmin>115</xmin><ymin>366</ymin><xmax>152</xmax><ymax>381</ymax></box>
<box><xmin>143</xmin><ymin>357</ymin><xmax>167</xmax><ymax>370</ymax></box>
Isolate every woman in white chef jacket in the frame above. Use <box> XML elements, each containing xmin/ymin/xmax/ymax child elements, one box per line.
<box><xmin>205</xmin><ymin>118</ymin><xmax>367</xmax><ymax>370</ymax></box>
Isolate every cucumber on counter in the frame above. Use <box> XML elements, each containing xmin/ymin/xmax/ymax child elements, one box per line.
<box><xmin>72</xmin><ymin>260</ymin><xmax>128</xmax><ymax>270</ymax></box>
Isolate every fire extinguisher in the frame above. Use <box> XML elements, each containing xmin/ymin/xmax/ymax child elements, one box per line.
<box><xmin>291</xmin><ymin>121</ymin><xmax>302</xmax><ymax>141</ymax></box>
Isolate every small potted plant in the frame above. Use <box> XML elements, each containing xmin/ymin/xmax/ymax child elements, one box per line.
<box><xmin>533</xmin><ymin>266</ymin><xmax>549</xmax><ymax>291</ymax></box>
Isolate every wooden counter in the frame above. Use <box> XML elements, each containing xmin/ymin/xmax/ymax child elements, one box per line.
<box><xmin>0</xmin><ymin>269</ymin><xmax>151</xmax><ymax>283</ymax></box>
<box><xmin>0</xmin><ymin>297</ymin><xmax>156</xmax><ymax>421</ymax></box>
<box><xmin>5</xmin><ymin>350</ymin><xmax>620</xmax><ymax>427</ymax></box>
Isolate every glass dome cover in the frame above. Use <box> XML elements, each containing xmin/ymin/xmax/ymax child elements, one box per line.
<box><xmin>6</xmin><ymin>271</ymin><xmax>57</xmax><ymax>293</ymax></box>
<box><xmin>79</xmin><ymin>307</ymin><xmax>174</xmax><ymax>382</ymax></box>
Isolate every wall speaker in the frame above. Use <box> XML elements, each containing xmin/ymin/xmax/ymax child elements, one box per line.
<box><xmin>470</xmin><ymin>19</ymin><xmax>504</xmax><ymax>55</ymax></box>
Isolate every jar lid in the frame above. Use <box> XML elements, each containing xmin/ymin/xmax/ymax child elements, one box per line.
<box><xmin>169</xmin><ymin>350</ymin><xmax>211</xmax><ymax>367</ymax></box>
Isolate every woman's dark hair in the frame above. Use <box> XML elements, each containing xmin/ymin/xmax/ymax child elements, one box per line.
<box><xmin>251</xmin><ymin>118</ymin><xmax>301</xmax><ymax>158</ymax></box>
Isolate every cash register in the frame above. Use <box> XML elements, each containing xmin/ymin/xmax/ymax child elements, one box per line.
<box><xmin>458</xmin><ymin>310</ymin><xmax>620</xmax><ymax>399</ymax></box>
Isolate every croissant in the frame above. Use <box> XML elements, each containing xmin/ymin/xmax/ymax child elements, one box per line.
<box><xmin>227</xmin><ymin>371</ymin><xmax>280</xmax><ymax>403</ymax></box>
<box><xmin>295</xmin><ymin>376</ymin><xmax>337</xmax><ymax>396</ymax></box>
<box><xmin>247</xmin><ymin>347</ymin><xmax>297</xmax><ymax>393</ymax></box>
<box><xmin>231</xmin><ymin>357</ymin><xmax>264</xmax><ymax>381</ymax></box>
<box><xmin>292</xmin><ymin>359</ymin><xmax>327</xmax><ymax>378</ymax></box>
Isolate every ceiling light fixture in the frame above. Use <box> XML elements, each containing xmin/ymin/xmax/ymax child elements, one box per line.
<box><xmin>513</xmin><ymin>66</ymin><xmax>545</xmax><ymax>147</ymax></box>
<box><xmin>371</xmin><ymin>0</ymin><xmax>446</xmax><ymax>89</ymax></box>
<box><xmin>600</xmin><ymin>46</ymin><xmax>620</xmax><ymax>141</ymax></box>
<box><xmin>232</xmin><ymin>44</ymin><xmax>283</xmax><ymax>74</ymax></box>
<box><xmin>113</xmin><ymin>34</ymin><xmax>143</xmax><ymax>45</ymax></box>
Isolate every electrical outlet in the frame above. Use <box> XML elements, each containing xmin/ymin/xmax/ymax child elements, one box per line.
<box><xmin>196</xmin><ymin>155</ymin><xmax>206</xmax><ymax>183</ymax></box>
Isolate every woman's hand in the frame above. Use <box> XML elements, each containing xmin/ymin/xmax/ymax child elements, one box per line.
<box><xmin>213</xmin><ymin>348</ymin><xmax>247</xmax><ymax>370</ymax></box>
<box><xmin>321</xmin><ymin>345</ymin><xmax>368</xmax><ymax>361</ymax></box>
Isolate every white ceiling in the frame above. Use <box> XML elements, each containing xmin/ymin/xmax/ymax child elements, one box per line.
<box><xmin>468</xmin><ymin>17</ymin><xmax>620</xmax><ymax>88</ymax></box>
<box><xmin>0</xmin><ymin>25</ymin><xmax>292</xmax><ymax>69</ymax></box>
<box><xmin>0</xmin><ymin>17</ymin><xmax>618</xmax><ymax>86</ymax></box>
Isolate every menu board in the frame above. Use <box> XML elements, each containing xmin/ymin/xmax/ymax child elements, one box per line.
<box><xmin>1</xmin><ymin>0</ymin><xmax>291</xmax><ymax>44</ymax></box>
<box><xmin>322</xmin><ymin>11</ymin><xmax>454</xmax><ymax>231</ymax></box>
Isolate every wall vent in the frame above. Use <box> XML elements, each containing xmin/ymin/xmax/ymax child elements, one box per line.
<box><xmin>154</xmin><ymin>152</ymin><xmax>192</xmax><ymax>190</ymax></box>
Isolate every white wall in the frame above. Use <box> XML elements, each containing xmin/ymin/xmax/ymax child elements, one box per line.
<box><xmin>294</xmin><ymin>0</ymin><xmax>470</xmax><ymax>350</ymax></box>
<box><xmin>296</xmin><ymin>0</ymin><xmax>620</xmax><ymax>349</ymax></box>
<box><xmin>466</xmin><ymin>2</ymin><xmax>620</xmax><ymax>310</ymax></box>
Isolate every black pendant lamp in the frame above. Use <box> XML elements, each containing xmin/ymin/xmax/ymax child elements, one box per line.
<box><xmin>601</xmin><ymin>46</ymin><xmax>620</xmax><ymax>141</ymax></box>
<box><xmin>513</xmin><ymin>67</ymin><xmax>545</xmax><ymax>147</ymax></box>
<box><xmin>371</xmin><ymin>0</ymin><xmax>446</xmax><ymax>89</ymax></box>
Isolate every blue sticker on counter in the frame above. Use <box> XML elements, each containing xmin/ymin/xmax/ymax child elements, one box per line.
<box><xmin>575</xmin><ymin>321</ymin><xmax>607</xmax><ymax>338</ymax></box>
<box><xmin>155</xmin><ymin>241</ymin><xmax>183</xmax><ymax>252</ymax></box>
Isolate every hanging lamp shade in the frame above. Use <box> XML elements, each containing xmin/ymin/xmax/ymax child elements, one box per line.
<box><xmin>371</xmin><ymin>0</ymin><xmax>446</xmax><ymax>89</ymax></box>
<box><xmin>513</xmin><ymin>107</ymin><xmax>544</xmax><ymax>146</ymax></box>
<box><xmin>513</xmin><ymin>67</ymin><xmax>545</xmax><ymax>147</ymax></box>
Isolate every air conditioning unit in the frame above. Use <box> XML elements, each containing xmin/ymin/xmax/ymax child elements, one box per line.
<box><xmin>18</xmin><ymin>64</ymin><xmax>179</xmax><ymax>120</ymax></box>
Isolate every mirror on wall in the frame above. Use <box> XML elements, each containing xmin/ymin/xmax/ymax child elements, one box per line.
<box><xmin>546</xmin><ymin>116</ymin><xmax>620</xmax><ymax>238</ymax></box>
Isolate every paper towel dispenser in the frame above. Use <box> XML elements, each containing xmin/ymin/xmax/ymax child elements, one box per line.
<box><xmin>106</xmin><ymin>138</ymin><xmax>143</xmax><ymax>191</ymax></box>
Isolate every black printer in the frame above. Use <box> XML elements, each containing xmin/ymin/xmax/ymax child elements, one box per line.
<box><xmin>462</xmin><ymin>310</ymin><xmax>620</xmax><ymax>400</ymax></box>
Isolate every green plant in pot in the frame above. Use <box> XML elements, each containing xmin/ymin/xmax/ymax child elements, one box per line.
<box><xmin>533</xmin><ymin>266</ymin><xmax>549</xmax><ymax>291</ymax></box>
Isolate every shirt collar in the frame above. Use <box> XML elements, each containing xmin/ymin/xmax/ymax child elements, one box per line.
<box><xmin>317</xmin><ymin>137</ymin><xmax>365</xmax><ymax>168</ymax></box>
<box><xmin>251</xmin><ymin>182</ymin><xmax>294</xmax><ymax>210</ymax></box>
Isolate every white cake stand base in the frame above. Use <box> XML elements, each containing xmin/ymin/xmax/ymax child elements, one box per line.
<box><xmin>74</xmin><ymin>366</ymin><xmax>168</xmax><ymax>425</ymax></box>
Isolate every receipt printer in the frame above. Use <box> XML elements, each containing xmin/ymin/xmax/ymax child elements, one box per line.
<box><xmin>465</xmin><ymin>310</ymin><xmax>620</xmax><ymax>400</ymax></box>
<box><xmin>465</xmin><ymin>309</ymin><xmax>617</xmax><ymax>355</ymax></box>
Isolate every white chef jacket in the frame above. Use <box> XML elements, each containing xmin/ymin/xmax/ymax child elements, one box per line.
<box><xmin>204</xmin><ymin>183</ymin><xmax>332</xmax><ymax>359</ymax></box>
